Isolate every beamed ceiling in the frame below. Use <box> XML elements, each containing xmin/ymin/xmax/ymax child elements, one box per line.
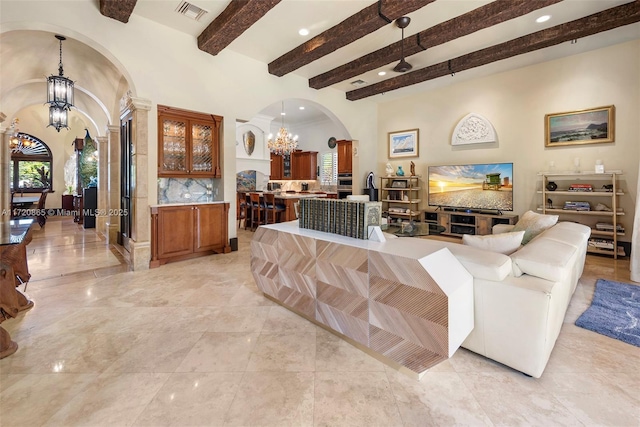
<box><xmin>101</xmin><ymin>0</ymin><xmax>640</xmax><ymax>101</ymax></box>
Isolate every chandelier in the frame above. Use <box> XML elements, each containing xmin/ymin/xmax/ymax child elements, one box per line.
<box><xmin>46</xmin><ymin>35</ymin><xmax>74</xmax><ymax>132</ymax></box>
<box><xmin>8</xmin><ymin>119</ymin><xmax>33</xmax><ymax>152</ymax></box>
<box><xmin>267</xmin><ymin>102</ymin><xmax>298</xmax><ymax>156</ymax></box>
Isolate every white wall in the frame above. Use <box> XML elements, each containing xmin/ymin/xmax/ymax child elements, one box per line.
<box><xmin>378</xmin><ymin>40</ymin><xmax>640</xmax><ymax>244</ymax></box>
<box><xmin>1</xmin><ymin>1</ymin><xmax>378</xmax><ymax>240</ymax></box>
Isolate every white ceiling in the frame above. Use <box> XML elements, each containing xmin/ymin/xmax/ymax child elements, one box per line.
<box><xmin>130</xmin><ymin>0</ymin><xmax>640</xmax><ymax>123</ymax></box>
<box><xmin>134</xmin><ymin>0</ymin><xmax>636</xmax><ymax>86</ymax></box>
<box><xmin>2</xmin><ymin>1</ymin><xmax>638</xmax><ymax>129</ymax></box>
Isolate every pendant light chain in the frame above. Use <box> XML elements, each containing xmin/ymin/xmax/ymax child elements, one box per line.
<box><xmin>58</xmin><ymin>37</ymin><xmax>64</xmax><ymax>76</ymax></box>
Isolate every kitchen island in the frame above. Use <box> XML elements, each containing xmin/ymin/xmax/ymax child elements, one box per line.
<box><xmin>250</xmin><ymin>221</ymin><xmax>473</xmax><ymax>377</ymax></box>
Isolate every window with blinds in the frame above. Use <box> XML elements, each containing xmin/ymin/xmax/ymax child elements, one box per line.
<box><xmin>320</xmin><ymin>152</ymin><xmax>337</xmax><ymax>185</ymax></box>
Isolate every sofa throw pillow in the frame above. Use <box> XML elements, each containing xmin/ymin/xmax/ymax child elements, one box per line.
<box><xmin>511</xmin><ymin>210</ymin><xmax>559</xmax><ymax>245</ymax></box>
<box><xmin>462</xmin><ymin>231</ymin><xmax>525</xmax><ymax>255</ymax></box>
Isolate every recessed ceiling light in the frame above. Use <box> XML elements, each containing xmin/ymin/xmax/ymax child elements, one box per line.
<box><xmin>378</xmin><ymin>71</ymin><xmax>386</xmax><ymax>76</ymax></box>
<box><xmin>298</xmin><ymin>28</ymin><xmax>309</xmax><ymax>36</ymax></box>
<box><xmin>281</xmin><ymin>112</ymin><xmax>286</xmax><ymax>116</ymax></box>
<box><xmin>299</xmin><ymin>106</ymin><xmax>305</xmax><ymax>110</ymax></box>
<box><xmin>536</xmin><ymin>15</ymin><xmax>550</xmax><ymax>23</ymax></box>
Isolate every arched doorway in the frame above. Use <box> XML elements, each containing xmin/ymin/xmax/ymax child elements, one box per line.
<box><xmin>1</xmin><ymin>29</ymin><xmax>151</xmax><ymax>269</ymax></box>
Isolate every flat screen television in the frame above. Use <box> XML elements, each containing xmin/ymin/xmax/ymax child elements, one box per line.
<box><xmin>428</xmin><ymin>162</ymin><xmax>513</xmax><ymax>213</ymax></box>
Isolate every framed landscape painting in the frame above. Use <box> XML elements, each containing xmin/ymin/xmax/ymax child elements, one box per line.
<box><xmin>389</xmin><ymin>129</ymin><xmax>419</xmax><ymax>158</ymax></box>
<box><xmin>545</xmin><ymin>105</ymin><xmax>615</xmax><ymax>147</ymax></box>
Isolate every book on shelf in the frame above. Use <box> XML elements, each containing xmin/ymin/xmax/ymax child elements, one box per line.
<box><xmin>568</xmin><ymin>183</ymin><xmax>593</xmax><ymax>192</ymax></box>
<box><xmin>588</xmin><ymin>237</ymin><xmax>615</xmax><ymax>249</ymax></box>
<box><xmin>563</xmin><ymin>201</ymin><xmax>590</xmax><ymax>211</ymax></box>
<box><xmin>595</xmin><ymin>222</ymin><xmax>624</xmax><ymax>232</ymax></box>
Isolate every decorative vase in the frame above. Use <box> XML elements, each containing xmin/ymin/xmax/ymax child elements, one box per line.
<box><xmin>396</xmin><ymin>166</ymin><xmax>405</xmax><ymax>176</ymax></box>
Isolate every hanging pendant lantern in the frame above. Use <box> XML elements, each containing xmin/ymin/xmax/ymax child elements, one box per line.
<box><xmin>46</xmin><ymin>35</ymin><xmax>74</xmax><ymax>109</ymax></box>
<box><xmin>48</xmin><ymin>104</ymin><xmax>69</xmax><ymax>132</ymax></box>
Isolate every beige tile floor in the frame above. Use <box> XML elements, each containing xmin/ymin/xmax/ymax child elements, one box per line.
<box><xmin>1</xmin><ymin>217</ymin><xmax>639</xmax><ymax>426</ymax></box>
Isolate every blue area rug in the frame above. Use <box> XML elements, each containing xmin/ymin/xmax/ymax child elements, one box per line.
<box><xmin>576</xmin><ymin>279</ymin><xmax>640</xmax><ymax>347</ymax></box>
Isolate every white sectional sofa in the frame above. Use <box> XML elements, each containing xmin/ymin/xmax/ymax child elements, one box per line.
<box><xmin>430</xmin><ymin>221</ymin><xmax>590</xmax><ymax>378</ymax></box>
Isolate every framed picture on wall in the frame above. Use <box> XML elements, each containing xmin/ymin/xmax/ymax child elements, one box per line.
<box><xmin>388</xmin><ymin>129</ymin><xmax>419</xmax><ymax>158</ymax></box>
<box><xmin>545</xmin><ymin>105</ymin><xmax>615</xmax><ymax>147</ymax></box>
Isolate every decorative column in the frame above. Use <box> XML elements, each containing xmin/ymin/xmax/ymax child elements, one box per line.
<box><xmin>120</xmin><ymin>92</ymin><xmax>152</xmax><ymax>270</ymax></box>
<box><xmin>105</xmin><ymin>125</ymin><xmax>120</xmax><ymax>244</ymax></box>
<box><xmin>96</xmin><ymin>135</ymin><xmax>108</xmax><ymax>236</ymax></box>
<box><xmin>0</xmin><ymin>113</ymin><xmax>10</xmax><ymax>217</ymax></box>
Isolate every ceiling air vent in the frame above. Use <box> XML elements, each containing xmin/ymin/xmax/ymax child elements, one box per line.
<box><xmin>175</xmin><ymin>1</ymin><xmax>208</xmax><ymax>21</ymax></box>
<box><xmin>350</xmin><ymin>79</ymin><xmax>367</xmax><ymax>87</ymax></box>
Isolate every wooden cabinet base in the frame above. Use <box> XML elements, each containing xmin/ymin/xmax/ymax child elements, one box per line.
<box><xmin>424</xmin><ymin>210</ymin><xmax>518</xmax><ymax>236</ymax></box>
<box><xmin>150</xmin><ymin>203</ymin><xmax>231</xmax><ymax>268</ymax></box>
<box><xmin>149</xmin><ymin>246</ymin><xmax>231</xmax><ymax>268</ymax></box>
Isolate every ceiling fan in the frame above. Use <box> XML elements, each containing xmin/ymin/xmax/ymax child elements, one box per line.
<box><xmin>393</xmin><ymin>16</ymin><xmax>412</xmax><ymax>73</ymax></box>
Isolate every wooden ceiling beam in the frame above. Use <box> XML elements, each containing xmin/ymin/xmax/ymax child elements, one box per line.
<box><xmin>347</xmin><ymin>0</ymin><xmax>640</xmax><ymax>101</ymax></box>
<box><xmin>268</xmin><ymin>0</ymin><xmax>434</xmax><ymax>77</ymax></box>
<box><xmin>198</xmin><ymin>0</ymin><xmax>282</xmax><ymax>56</ymax></box>
<box><xmin>310</xmin><ymin>0</ymin><xmax>562</xmax><ymax>89</ymax></box>
<box><xmin>99</xmin><ymin>0</ymin><xmax>138</xmax><ymax>23</ymax></box>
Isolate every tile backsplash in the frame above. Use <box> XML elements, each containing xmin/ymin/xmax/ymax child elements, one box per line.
<box><xmin>158</xmin><ymin>178</ymin><xmax>219</xmax><ymax>203</ymax></box>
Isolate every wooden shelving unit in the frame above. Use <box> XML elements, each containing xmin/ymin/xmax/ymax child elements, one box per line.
<box><xmin>538</xmin><ymin>171</ymin><xmax>625</xmax><ymax>259</ymax></box>
<box><xmin>380</xmin><ymin>175</ymin><xmax>421</xmax><ymax>223</ymax></box>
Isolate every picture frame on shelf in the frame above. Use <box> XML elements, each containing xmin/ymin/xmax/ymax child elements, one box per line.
<box><xmin>391</xmin><ymin>179</ymin><xmax>407</xmax><ymax>188</ymax></box>
<box><xmin>544</xmin><ymin>105</ymin><xmax>615</xmax><ymax>147</ymax></box>
<box><xmin>388</xmin><ymin>128</ymin><xmax>419</xmax><ymax>158</ymax></box>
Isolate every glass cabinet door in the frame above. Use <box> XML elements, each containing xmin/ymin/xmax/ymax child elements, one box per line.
<box><xmin>190</xmin><ymin>121</ymin><xmax>213</xmax><ymax>174</ymax></box>
<box><xmin>160</xmin><ymin>118</ymin><xmax>187</xmax><ymax>174</ymax></box>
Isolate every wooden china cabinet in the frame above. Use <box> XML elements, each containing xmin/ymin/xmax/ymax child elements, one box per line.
<box><xmin>157</xmin><ymin>105</ymin><xmax>222</xmax><ymax>178</ymax></box>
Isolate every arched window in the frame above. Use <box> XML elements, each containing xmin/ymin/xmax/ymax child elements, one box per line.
<box><xmin>10</xmin><ymin>133</ymin><xmax>53</xmax><ymax>193</ymax></box>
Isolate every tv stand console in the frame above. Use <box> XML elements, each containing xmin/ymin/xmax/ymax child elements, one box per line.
<box><xmin>424</xmin><ymin>209</ymin><xmax>518</xmax><ymax>236</ymax></box>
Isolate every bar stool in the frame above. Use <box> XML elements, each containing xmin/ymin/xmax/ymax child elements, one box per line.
<box><xmin>237</xmin><ymin>192</ymin><xmax>247</xmax><ymax>228</ymax></box>
<box><xmin>249</xmin><ymin>192</ymin><xmax>265</xmax><ymax>231</ymax></box>
<box><xmin>264</xmin><ymin>193</ymin><xmax>285</xmax><ymax>224</ymax></box>
<box><xmin>244</xmin><ymin>193</ymin><xmax>252</xmax><ymax>230</ymax></box>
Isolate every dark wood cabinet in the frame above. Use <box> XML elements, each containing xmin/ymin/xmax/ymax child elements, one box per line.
<box><xmin>194</xmin><ymin>203</ymin><xmax>228</xmax><ymax>252</ymax></box>
<box><xmin>155</xmin><ymin>205</ymin><xmax>194</xmax><ymax>259</ymax></box>
<box><xmin>157</xmin><ymin>105</ymin><xmax>222</xmax><ymax>178</ymax></box>
<box><xmin>150</xmin><ymin>202</ymin><xmax>230</xmax><ymax>267</ymax></box>
<box><xmin>291</xmin><ymin>151</ymin><xmax>317</xmax><ymax>180</ymax></box>
<box><xmin>337</xmin><ymin>140</ymin><xmax>352</xmax><ymax>174</ymax></box>
<box><xmin>270</xmin><ymin>153</ymin><xmax>284</xmax><ymax>180</ymax></box>
<box><xmin>271</xmin><ymin>150</ymin><xmax>317</xmax><ymax>180</ymax></box>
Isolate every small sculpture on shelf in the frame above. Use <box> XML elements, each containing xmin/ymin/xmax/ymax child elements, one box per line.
<box><xmin>410</xmin><ymin>161</ymin><xmax>416</xmax><ymax>176</ymax></box>
<box><xmin>385</xmin><ymin>163</ymin><xmax>393</xmax><ymax>176</ymax></box>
